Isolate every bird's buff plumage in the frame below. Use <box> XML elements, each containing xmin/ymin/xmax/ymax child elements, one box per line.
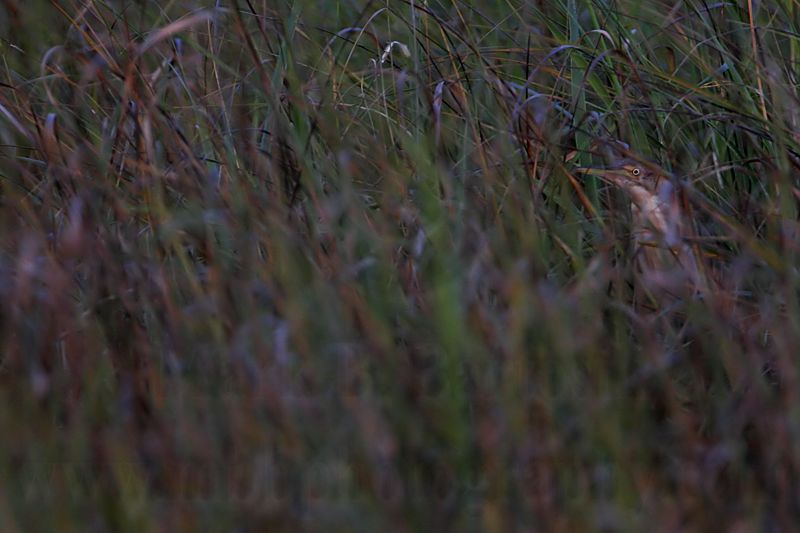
<box><xmin>578</xmin><ymin>161</ymin><xmax>710</xmax><ymax>300</ymax></box>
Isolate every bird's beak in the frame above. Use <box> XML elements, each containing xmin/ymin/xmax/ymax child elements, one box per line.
<box><xmin>574</xmin><ymin>167</ymin><xmax>623</xmax><ymax>185</ymax></box>
<box><xmin>574</xmin><ymin>167</ymin><xmax>608</xmax><ymax>176</ymax></box>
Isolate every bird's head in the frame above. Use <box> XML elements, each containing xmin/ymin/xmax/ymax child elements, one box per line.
<box><xmin>575</xmin><ymin>159</ymin><xmax>665</xmax><ymax>191</ymax></box>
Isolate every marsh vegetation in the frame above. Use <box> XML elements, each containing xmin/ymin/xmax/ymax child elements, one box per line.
<box><xmin>1</xmin><ymin>0</ymin><xmax>800</xmax><ymax>530</ymax></box>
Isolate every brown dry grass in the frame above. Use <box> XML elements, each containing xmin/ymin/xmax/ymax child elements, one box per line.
<box><xmin>1</xmin><ymin>1</ymin><xmax>799</xmax><ymax>530</ymax></box>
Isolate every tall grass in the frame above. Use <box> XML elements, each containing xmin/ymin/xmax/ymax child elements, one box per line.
<box><xmin>1</xmin><ymin>0</ymin><xmax>799</xmax><ymax>530</ymax></box>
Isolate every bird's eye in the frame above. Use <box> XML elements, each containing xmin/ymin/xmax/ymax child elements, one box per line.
<box><xmin>631</xmin><ymin>168</ymin><xmax>641</xmax><ymax>176</ymax></box>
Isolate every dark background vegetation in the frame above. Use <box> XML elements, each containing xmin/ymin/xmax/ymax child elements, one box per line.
<box><xmin>1</xmin><ymin>0</ymin><xmax>799</xmax><ymax>530</ymax></box>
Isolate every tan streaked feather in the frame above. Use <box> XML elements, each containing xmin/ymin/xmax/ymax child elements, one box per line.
<box><xmin>578</xmin><ymin>162</ymin><xmax>711</xmax><ymax>299</ymax></box>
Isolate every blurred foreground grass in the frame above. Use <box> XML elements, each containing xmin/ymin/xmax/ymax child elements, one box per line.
<box><xmin>1</xmin><ymin>0</ymin><xmax>800</xmax><ymax>530</ymax></box>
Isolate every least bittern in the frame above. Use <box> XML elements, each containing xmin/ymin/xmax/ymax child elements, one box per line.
<box><xmin>578</xmin><ymin>160</ymin><xmax>711</xmax><ymax>300</ymax></box>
